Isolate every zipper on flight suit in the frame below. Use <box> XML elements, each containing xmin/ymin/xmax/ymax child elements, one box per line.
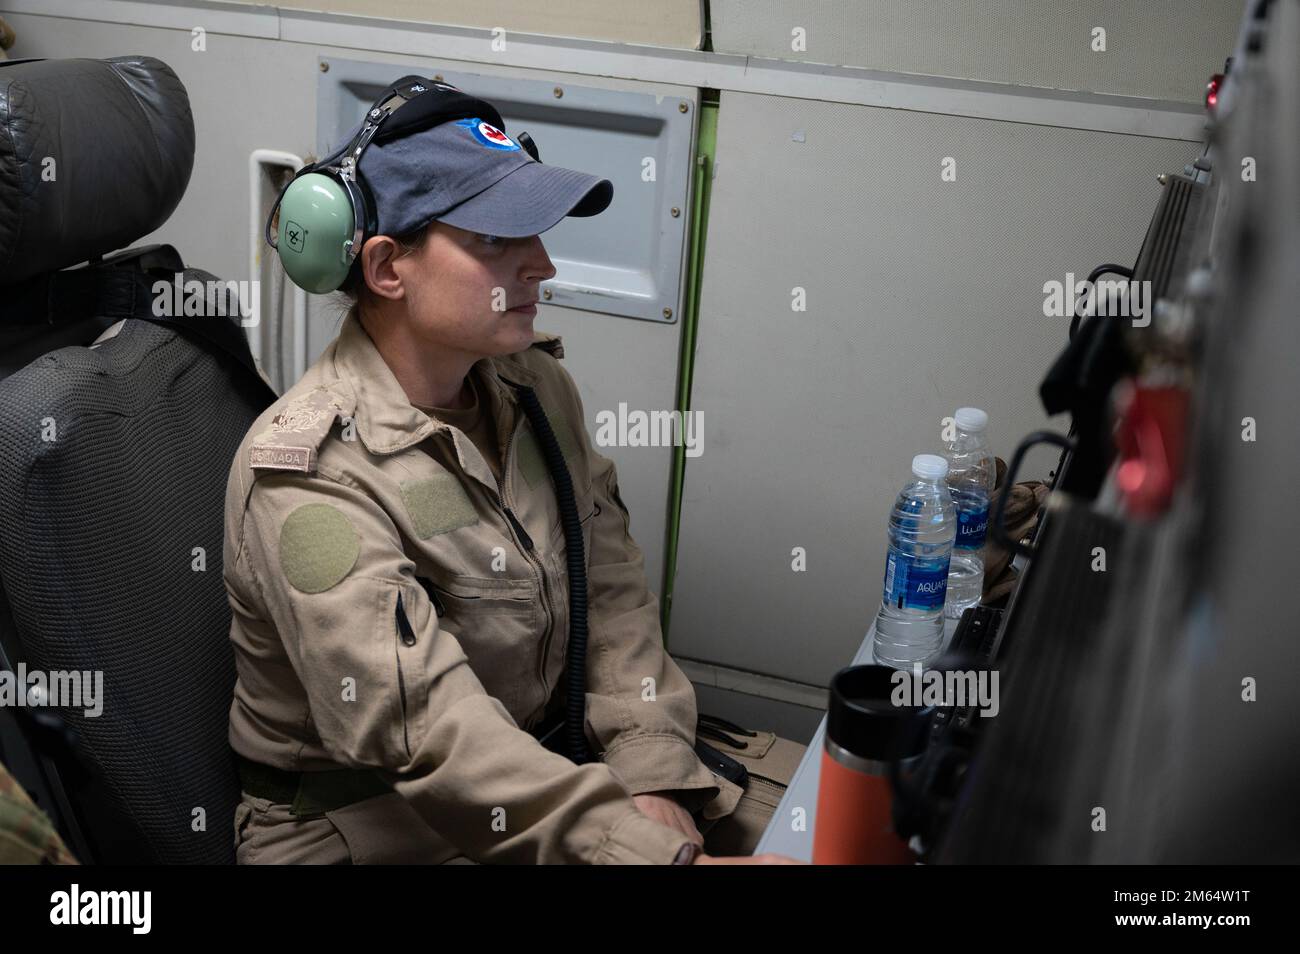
<box><xmin>503</xmin><ymin>508</ymin><xmax>533</xmax><ymax>550</ymax></box>
<box><xmin>495</xmin><ymin>420</ymin><xmax>557</xmax><ymax>699</ymax></box>
<box><xmin>434</xmin><ymin>405</ymin><xmax>557</xmax><ymax>702</ymax></box>
<box><xmin>394</xmin><ymin>591</ymin><xmax>417</xmax><ymax>760</ymax></box>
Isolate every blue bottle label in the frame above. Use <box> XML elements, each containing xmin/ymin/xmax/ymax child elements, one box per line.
<box><xmin>955</xmin><ymin>504</ymin><xmax>989</xmax><ymax>550</ymax></box>
<box><xmin>883</xmin><ymin>551</ymin><xmax>950</xmax><ymax>611</ymax></box>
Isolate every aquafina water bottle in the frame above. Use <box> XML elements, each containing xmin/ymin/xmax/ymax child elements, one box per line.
<box><xmin>873</xmin><ymin>454</ymin><xmax>956</xmax><ymax>669</ymax></box>
<box><xmin>943</xmin><ymin>407</ymin><xmax>995</xmax><ymax>619</ymax></box>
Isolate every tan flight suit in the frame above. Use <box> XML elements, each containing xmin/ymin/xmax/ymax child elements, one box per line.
<box><xmin>225</xmin><ymin>306</ymin><xmax>804</xmax><ymax>864</ymax></box>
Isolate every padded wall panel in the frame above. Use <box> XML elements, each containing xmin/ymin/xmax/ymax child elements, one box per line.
<box><xmin>669</xmin><ymin>90</ymin><xmax>1198</xmax><ymax>684</ymax></box>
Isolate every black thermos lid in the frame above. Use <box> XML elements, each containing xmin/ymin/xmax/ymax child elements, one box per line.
<box><xmin>825</xmin><ymin>665</ymin><xmax>931</xmax><ymax>761</ymax></box>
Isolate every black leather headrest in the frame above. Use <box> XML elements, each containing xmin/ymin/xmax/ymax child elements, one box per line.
<box><xmin>0</xmin><ymin>56</ymin><xmax>194</xmax><ymax>286</ymax></box>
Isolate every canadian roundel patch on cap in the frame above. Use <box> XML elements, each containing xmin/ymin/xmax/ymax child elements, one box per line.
<box><xmin>456</xmin><ymin>117</ymin><xmax>520</xmax><ymax>151</ymax></box>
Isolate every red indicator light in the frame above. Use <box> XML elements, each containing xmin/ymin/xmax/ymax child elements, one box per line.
<box><xmin>1206</xmin><ymin>73</ymin><xmax>1224</xmax><ymax>111</ymax></box>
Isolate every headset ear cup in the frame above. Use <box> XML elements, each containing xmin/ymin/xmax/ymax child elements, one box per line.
<box><xmin>271</xmin><ymin>171</ymin><xmax>359</xmax><ymax>294</ymax></box>
<box><xmin>268</xmin><ymin>78</ymin><xmax>490</xmax><ymax>295</ymax></box>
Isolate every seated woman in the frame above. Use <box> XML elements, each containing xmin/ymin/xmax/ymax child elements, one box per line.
<box><xmin>226</xmin><ymin>79</ymin><xmax>803</xmax><ymax>864</ymax></box>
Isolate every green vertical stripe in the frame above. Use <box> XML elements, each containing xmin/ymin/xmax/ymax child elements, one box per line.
<box><xmin>661</xmin><ymin>91</ymin><xmax>720</xmax><ymax>648</ymax></box>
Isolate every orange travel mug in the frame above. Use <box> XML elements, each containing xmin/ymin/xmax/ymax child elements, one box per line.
<box><xmin>812</xmin><ymin>665</ymin><xmax>924</xmax><ymax>864</ymax></box>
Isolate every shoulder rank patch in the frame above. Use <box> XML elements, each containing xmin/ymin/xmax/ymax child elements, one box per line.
<box><xmin>529</xmin><ymin>332</ymin><xmax>564</xmax><ymax>360</ymax></box>
<box><xmin>249</xmin><ymin>387</ymin><xmax>355</xmax><ymax>474</ymax></box>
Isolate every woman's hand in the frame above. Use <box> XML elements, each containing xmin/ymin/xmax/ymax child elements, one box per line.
<box><xmin>632</xmin><ymin>791</ymin><xmax>806</xmax><ymax>863</ymax></box>
<box><xmin>632</xmin><ymin>791</ymin><xmax>704</xmax><ymax>847</ymax></box>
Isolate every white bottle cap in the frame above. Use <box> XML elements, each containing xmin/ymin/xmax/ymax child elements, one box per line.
<box><xmin>954</xmin><ymin>407</ymin><xmax>988</xmax><ymax>433</ymax></box>
<box><xmin>912</xmin><ymin>454</ymin><xmax>949</xmax><ymax>481</ymax></box>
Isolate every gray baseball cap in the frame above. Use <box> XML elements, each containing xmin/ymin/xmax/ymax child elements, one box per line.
<box><xmin>329</xmin><ymin>106</ymin><xmax>613</xmax><ymax>240</ymax></box>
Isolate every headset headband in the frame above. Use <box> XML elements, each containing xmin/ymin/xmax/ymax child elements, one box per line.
<box><xmin>264</xmin><ymin>79</ymin><xmax>511</xmax><ymax>252</ymax></box>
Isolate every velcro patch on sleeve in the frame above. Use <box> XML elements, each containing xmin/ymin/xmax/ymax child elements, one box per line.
<box><xmin>279</xmin><ymin>503</ymin><xmax>361</xmax><ymax>593</ymax></box>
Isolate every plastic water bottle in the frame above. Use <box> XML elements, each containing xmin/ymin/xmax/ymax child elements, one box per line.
<box><xmin>943</xmin><ymin>407</ymin><xmax>996</xmax><ymax>619</ymax></box>
<box><xmin>873</xmin><ymin>454</ymin><xmax>956</xmax><ymax>670</ymax></box>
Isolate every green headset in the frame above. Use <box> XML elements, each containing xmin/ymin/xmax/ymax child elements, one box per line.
<box><xmin>264</xmin><ymin>76</ymin><xmax>539</xmax><ymax>294</ymax></box>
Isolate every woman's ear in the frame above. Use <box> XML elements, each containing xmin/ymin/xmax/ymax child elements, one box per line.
<box><xmin>360</xmin><ymin>236</ymin><xmax>408</xmax><ymax>302</ymax></box>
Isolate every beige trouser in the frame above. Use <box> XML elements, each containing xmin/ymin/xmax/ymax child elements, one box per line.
<box><xmin>234</xmin><ymin>731</ymin><xmax>807</xmax><ymax>864</ymax></box>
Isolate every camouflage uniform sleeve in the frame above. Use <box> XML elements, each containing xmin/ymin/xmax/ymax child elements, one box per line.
<box><xmin>235</xmin><ymin>468</ymin><xmax>695</xmax><ymax>864</ymax></box>
<box><xmin>0</xmin><ymin>763</ymin><xmax>78</xmax><ymax>865</ymax></box>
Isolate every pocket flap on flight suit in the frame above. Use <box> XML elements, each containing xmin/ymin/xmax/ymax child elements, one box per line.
<box><xmin>417</xmin><ymin>575</ymin><xmax>544</xmax><ymax>720</ymax></box>
<box><xmin>322</xmin><ymin>792</ymin><xmax>460</xmax><ymax>864</ymax></box>
<box><xmin>431</xmin><ymin>575</ymin><xmax>539</xmax><ymax>616</ymax></box>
